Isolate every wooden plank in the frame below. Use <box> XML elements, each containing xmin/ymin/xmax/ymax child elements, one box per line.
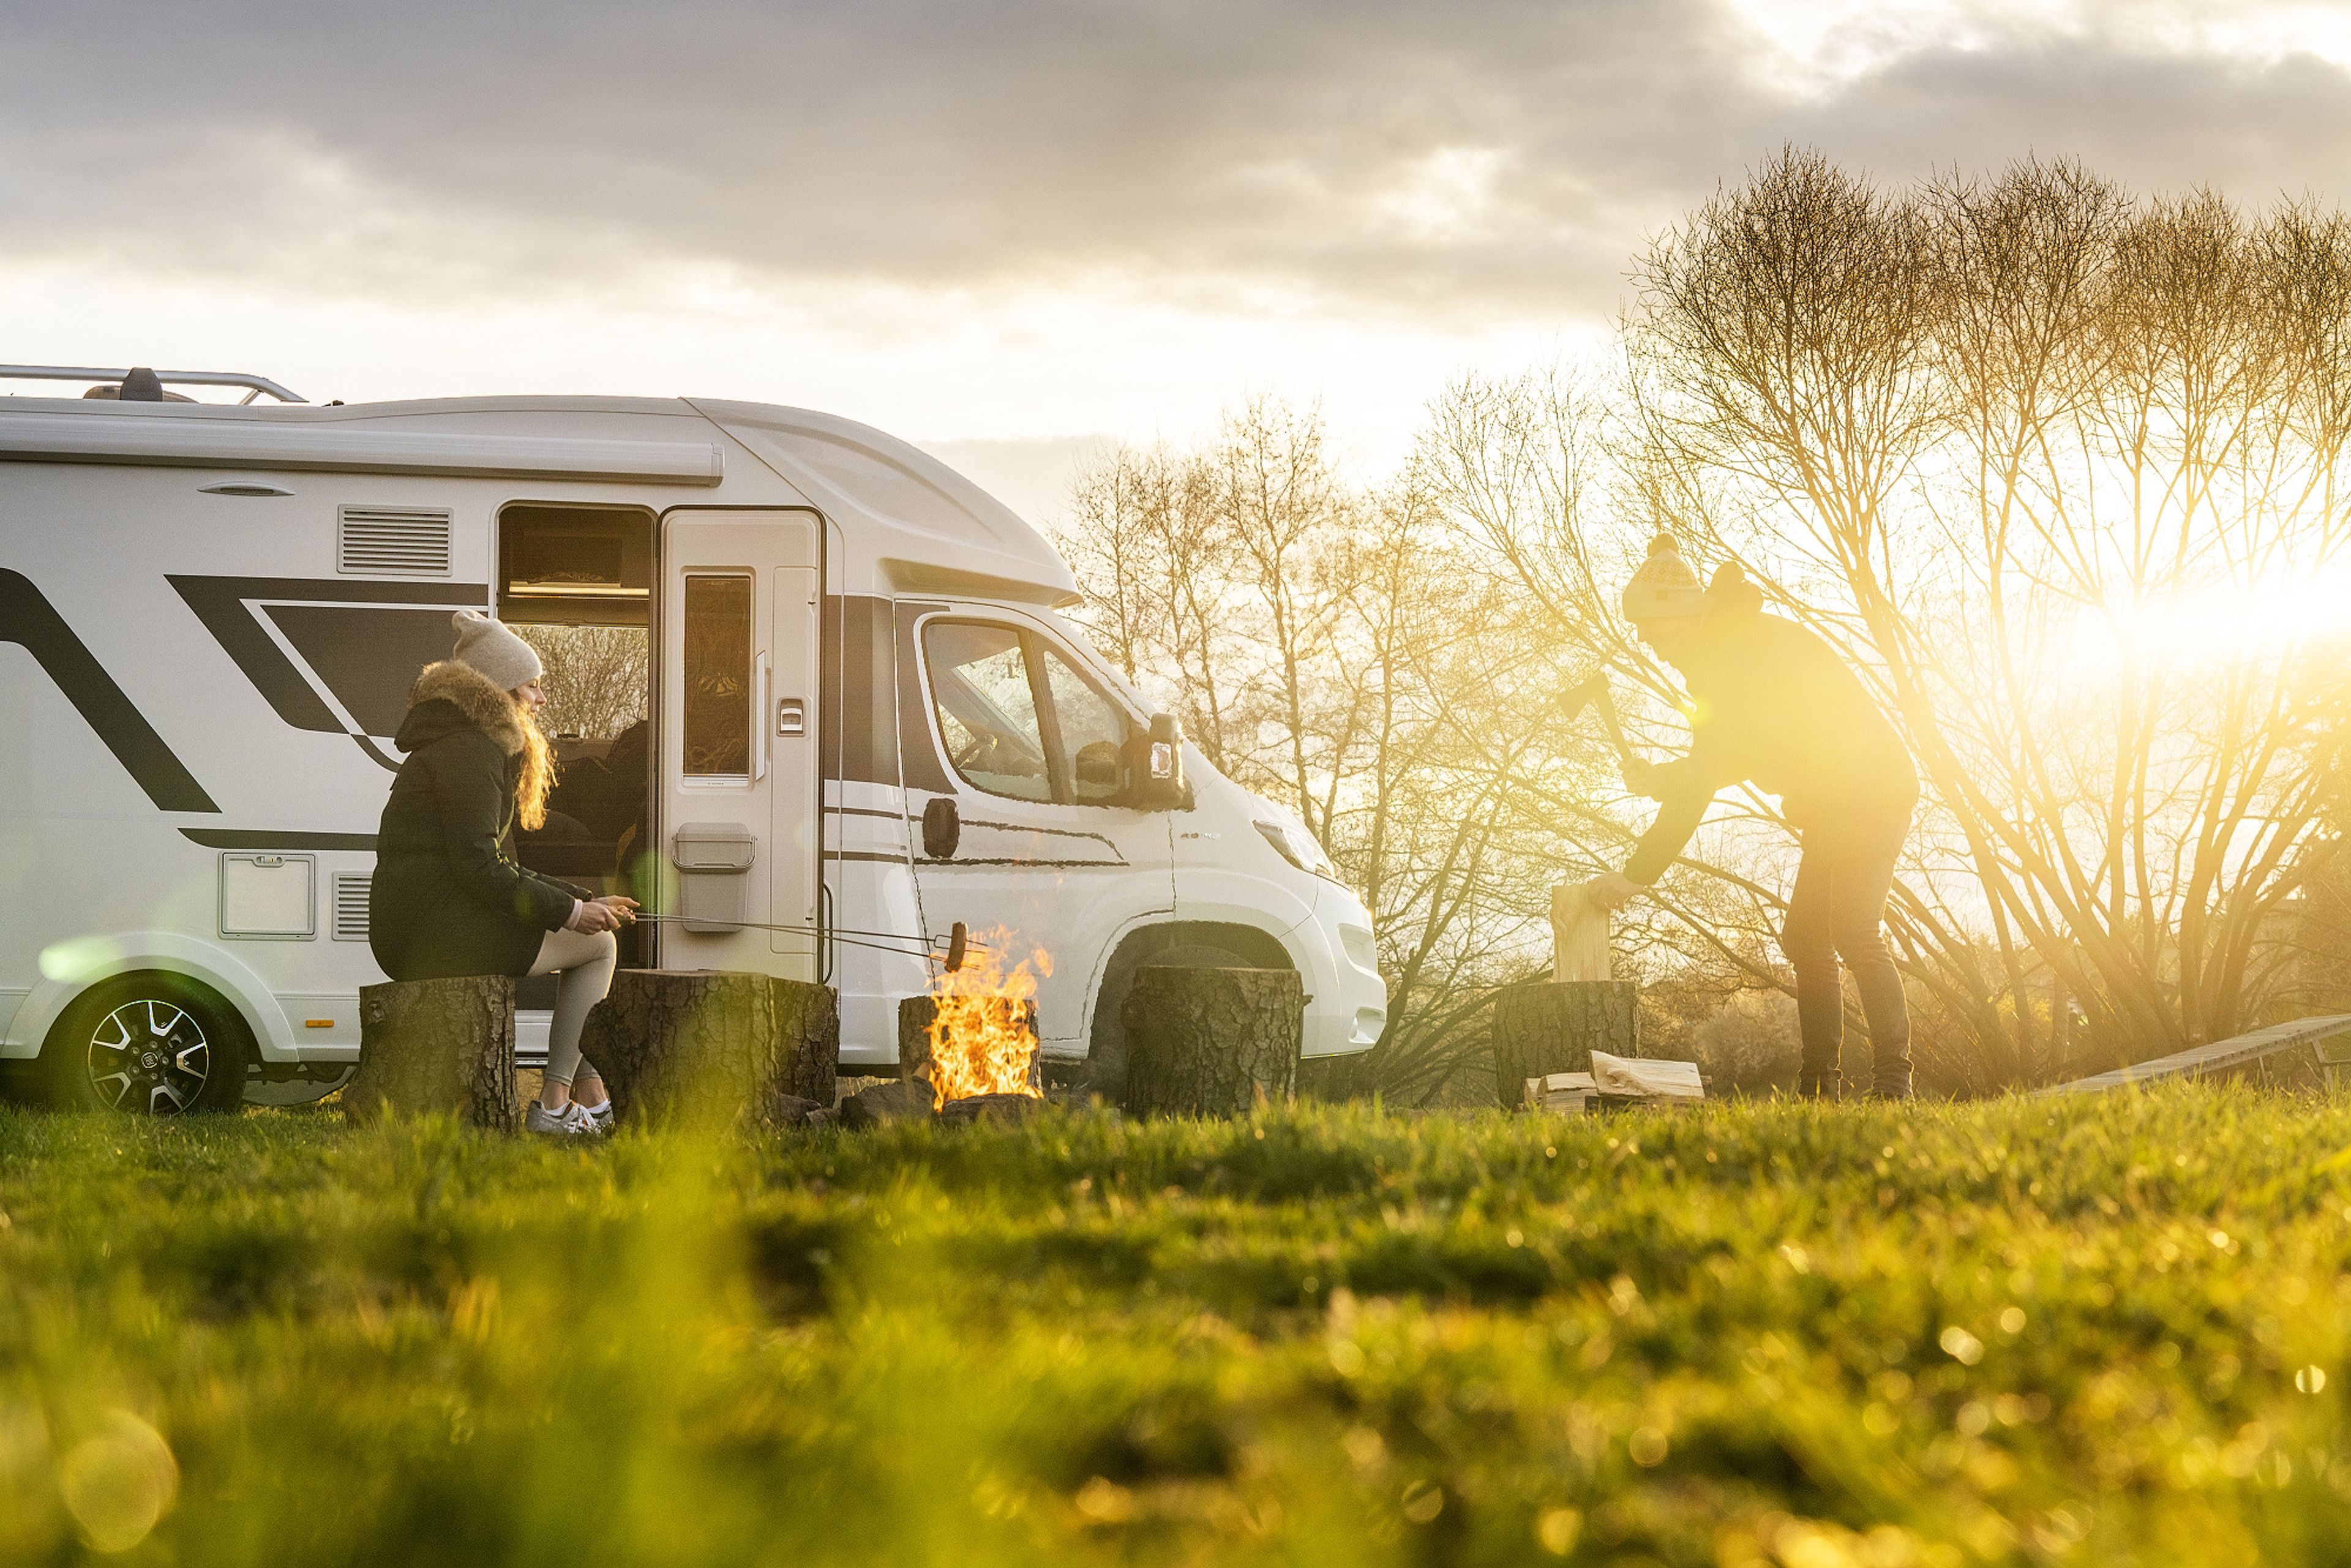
<box><xmin>2037</xmin><ymin>1013</ymin><xmax>2351</xmax><ymax>1096</ymax></box>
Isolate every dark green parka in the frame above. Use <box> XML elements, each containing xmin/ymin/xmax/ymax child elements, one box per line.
<box><xmin>369</xmin><ymin>660</ymin><xmax>591</xmax><ymax>981</ymax></box>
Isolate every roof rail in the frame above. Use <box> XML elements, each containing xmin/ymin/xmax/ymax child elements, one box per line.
<box><xmin>0</xmin><ymin>364</ymin><xmax>307</xmax><ymax>405</ymax></box>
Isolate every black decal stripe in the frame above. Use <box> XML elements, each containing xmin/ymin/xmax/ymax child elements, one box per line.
<box><xmin>894</xmin><ymin>601</ymin><xmax>953</xmax><ymax>793</ymax></box>
<box><xmin>827</xmin><ymin>850</ymin><xmax>1128</xmax><ymax>868</ymax></box>
<box><xmin>181</xmin><ymin>829</ymin><xmax>378</xmax><ymax>850</ymax></box>
<box><xmin>170</xmin><ymin>576</ymin><xmax>339</xmax><ymax>732</ymax></box>
<box><xmin>917</xmin><ymin>856</ymin><xmax>1127</xmax><ymax>868</ymax></box>
<box><xmin>266</xmin><ymin>602</ymin><xmax>473</xmax><ymax>738</ymax></box>
<box><xmin>170</xmin><ymin>576</ymin><xmax>487</xmax><ymax>736</ymax></box>
<box><xmin>821</xmin><ymin>595</ymin><xmax>903</xmax><ymax>787</ymax></box>
<box><xmin>0</xmin><ymin>570</ymin><xmax>219</xmax><ymax>812</ymax></box>
<box><xmin>960</xmin><ymin>817</ymin><xmax>1122</xmax><ymax>852</ymax></box>
<box><xmin>833</xmin><ymin>800</ymin><xmax>1134</xmax><ymax>847</ymax></box>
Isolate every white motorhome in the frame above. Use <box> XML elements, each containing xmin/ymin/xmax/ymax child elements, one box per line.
<box><xmin>0</xmin><ymin>366</ymin><xmax>1386</xmax><ymax>1113</ymax></box>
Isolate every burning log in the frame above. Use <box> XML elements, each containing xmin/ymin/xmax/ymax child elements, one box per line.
<box><xmin>1491</xmin><ymin>980</ymin><xmax>1639</xmax><ymax>1108</ymax></box>
<box><xmin>937</xmin><ymin>1092</ymin><xmax>1046</xmax><ymax>1127</ymax></box>
<box><xmin>345</xmin><ymin>976</ymin><xmax>520</xmax><ymax>1131</ymax></box>
<box><xmin>1119</xmin><ymin>966</ymin><xmax>1302</xmax><ymax>1117</ymax></box>
<box><xmin>579</xmin><ymin>970</ymin><xmax>839</xmax><ymax>1129</ymax></box>
<box><xmin>896</xmin><ymin>926</ymin><xmax>1048</xmax><ymax>1111</ymax></box>
<box><xmin>898</xmin><ymin>995</ymin><xmax>1042</xmax><ymax>1103</ymax></box>
<box><xmin>840</xmin><ymin>1078</ymin><xmax>936</xmax><ymax>1128</ymax></box>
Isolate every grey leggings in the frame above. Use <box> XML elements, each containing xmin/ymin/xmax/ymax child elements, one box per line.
<box><xmin>529</xmin><ymin>928</ymin><xmax>618</xmax><ymax>1087</ymax></box>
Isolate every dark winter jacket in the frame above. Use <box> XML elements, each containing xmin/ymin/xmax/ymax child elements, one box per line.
<box><xmin>369</xmin><ymin>661</ymin><xmax>591</xmax><ymax>981</ymax></box>
<box><xmin>1624</xmin><ymin>576</ymin><xmax>1918</xmax><ymax>885</ymax></box>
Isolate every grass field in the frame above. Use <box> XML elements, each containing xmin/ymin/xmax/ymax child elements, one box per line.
<box><xmin>2</xmin><ymin>1089</ymin><xmax>2348</xmax><ymax>1566</ymax></box>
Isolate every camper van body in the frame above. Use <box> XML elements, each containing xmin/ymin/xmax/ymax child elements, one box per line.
<box><xmin>0</xmin><ymin>390</ymin><xmax>1386</xmax><ymax>1106</ymax></box>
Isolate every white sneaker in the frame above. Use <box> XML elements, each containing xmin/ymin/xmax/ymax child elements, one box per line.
<box><xmin>525</xmin><ymin>1101</ymin><xmax>590</xmax><ymax>1136</ymax></box>
<box><xmin>579</xmin><ymin>1100</ymin><xmax>615</xmax><ymax>1135</ymax></box>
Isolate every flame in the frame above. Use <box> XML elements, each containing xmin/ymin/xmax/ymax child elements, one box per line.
<box><xmin>922</xmin><ymin>926</ymin><xmax>1051</xmax><ymax>1109</ymax></box>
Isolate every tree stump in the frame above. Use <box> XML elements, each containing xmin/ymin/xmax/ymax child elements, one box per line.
<box><xmin>898</xmin><ymin>995</ymin><xmax>1043</xmax><ymax>1100</ymax></box>
<box><xmin>1120</xmin><ymin>966</ymin><xmax>1302</xmax><ymax>1118</ymax></box>
<box><xmin>579</xmin><ymin>971</ymin><xmax>838</xmax><ymax>1130</ymax></box>
<box><xmin>773</xmin><ymin>979</ymin><xmax>841</xmax><ymax>1109</ymax></box>
<box><xmin>1492</xmin><ymin>980</ymin><xmax>1638</xmax><ymax>1108</ymax></box>
<box><xmin>345</xmin><ymin>977</ymin><xmax>519</xmax><ymax>1130</ymax></box>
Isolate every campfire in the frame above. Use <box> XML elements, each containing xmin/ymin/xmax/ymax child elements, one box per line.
<box><xmin>913</xmin><ymin>926</ymin><xmax>1049</xmax><ymax>1110</ymax></box>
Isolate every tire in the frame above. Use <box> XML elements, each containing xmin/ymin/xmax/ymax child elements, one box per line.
<box><xmin>1083</xmin><ymin>937</ymin><xmax>1254</xmax><ymax>1100</ymax></box>
<box><xmin>43</xmin><ymin>972</ymin><xmax>251</xmax><ymax>1116</ymax></box>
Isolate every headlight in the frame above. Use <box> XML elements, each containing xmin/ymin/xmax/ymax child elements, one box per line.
<box><xmin>1254</xmin><ymin>818</ymin><xmax>1336</xmax><ymax>879</ymax></box>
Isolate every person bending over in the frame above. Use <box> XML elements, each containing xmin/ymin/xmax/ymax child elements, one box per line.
<box><xmin>1587</xmin><ymin>536</ymin><xmax>1920</xmax><ymax>1100</ymax></box>
<box><xmin>369</xmin><ymin>611</ymin><xmax>639</xmax><ymax>1135</ymax></box>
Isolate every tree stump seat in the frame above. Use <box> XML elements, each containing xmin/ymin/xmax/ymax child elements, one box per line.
<box><xmin>579</xmin><ymin>970</ymin><xmax>838</xmax><ymax>1130</ymax></box>
<box><xmin>1120</xmin><ymin>966</ymin><xmax>1302</xmax><ymax>1117</ymax></box>
<box><xmin>1492</xmin><ymin>980</ymin><xmax>1638</xmax><ymax>1108</ymax></box>
<box><xmin>345</xmin><ymin>975</ymin><xmax>520</xmax><ymax>1130</ymax></box>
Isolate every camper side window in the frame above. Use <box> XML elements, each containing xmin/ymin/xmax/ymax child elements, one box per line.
<box><xmin>923</xmin><ymin>621</ymin><xmax>1052</xmax><ymax>802</ymax></box>
<box><xmin>682</xmin><ymin>575</ymin><xmax>752</xmax><ymax>777</ymax></box>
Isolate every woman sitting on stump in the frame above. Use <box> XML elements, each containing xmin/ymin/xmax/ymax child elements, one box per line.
<box><xmin>1585</xmin><ymin>536</ymin><xmax>1920</xmax><ymax>1100</ymax></box>
<box><xmin>369</xmin><ymin>611</ymin><xmax>639</xmax><ymax>1135</ymax></box>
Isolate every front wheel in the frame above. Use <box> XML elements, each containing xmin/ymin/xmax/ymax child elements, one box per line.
<box><xmin>43</xmin><ymin>972</ymin><xmax>250</xmax><ymax>1115</ymax></box>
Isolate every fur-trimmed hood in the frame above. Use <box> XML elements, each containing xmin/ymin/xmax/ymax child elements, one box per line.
<box><xmin>399</xmin><ymin>659</ymin><xmax>528</xmax><ymax>756</ymax></box>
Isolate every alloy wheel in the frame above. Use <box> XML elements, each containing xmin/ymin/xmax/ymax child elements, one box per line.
<box><xmin>85</xmin><ymin>997</ymin><xmax>211</xmax><ymax>1114</ymax></box>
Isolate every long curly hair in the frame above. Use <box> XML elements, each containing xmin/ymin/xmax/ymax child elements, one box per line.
<box><xmin>513</xmin><ymin>695</ymin><xmax>556</xmax><ymax>831</ymax></box>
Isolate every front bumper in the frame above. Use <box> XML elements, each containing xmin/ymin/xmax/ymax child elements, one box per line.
<box><xmin>1295</xmin><ymin>888</ymin><xmax>1387</xmax><ymax>1059</ymax></box>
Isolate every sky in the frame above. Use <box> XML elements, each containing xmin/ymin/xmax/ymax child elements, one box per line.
<box><xmin>12</xmin><ymin>1</ymin><xmax>2351</xmax><ymax>520</ymax></box>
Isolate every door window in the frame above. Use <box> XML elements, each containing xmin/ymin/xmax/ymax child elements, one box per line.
<box><xmin>924</xmin><ymin>621</ymin><xmax>1052</xmax><ymax>801</ymax></box>
<box><xmin>681</xmin><ymin>574</ymin><xmax>751</xmax><ymax>778</ymax></box>
<box><xmin>1040</xmin><ymin>645</ymin><xmax>1131</xmax><ymax>804</ymax></box>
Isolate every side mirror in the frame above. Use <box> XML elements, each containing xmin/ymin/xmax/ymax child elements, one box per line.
<box><xmin>921</xmin><ymin>795</ymin><xmax>961</xmax><ymax>859</ymax></box>
<box><xmin>1124</xmin><ymin>713</ymin><xmax>1187</xmax><ymax>810</ymax></box>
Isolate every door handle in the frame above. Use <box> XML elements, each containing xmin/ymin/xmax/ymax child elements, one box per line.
<box><xmin>753</xmin><ymin>653</ymin><xmax>771</xmax><ymax>782</ymax></box>
<box><xmin>777</xmin><ymin>698</ymin><xmax>806</xmax><ymax>738</ymax></box>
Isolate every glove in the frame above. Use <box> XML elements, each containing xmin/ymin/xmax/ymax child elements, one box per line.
<box><xmin>1621</xmin><ymin>757</ymin><xmax>1663</xmax><ymax>800</ymax></box>
<box><xmin>1585</xmin><ymin>869</ymin><xmax>1645</xmax><ymax>911</ymax></box>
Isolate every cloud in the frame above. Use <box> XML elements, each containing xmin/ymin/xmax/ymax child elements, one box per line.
<box><xmin>6</xmin><ymin>0</ymin><xmax>2351</xmax><ymax>325</ymax></box>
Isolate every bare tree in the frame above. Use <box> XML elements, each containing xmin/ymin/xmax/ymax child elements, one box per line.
<box><xmin>1059</xmin><ymin>405</ymin><xmax>1570</xmax><ymax>1101</ymax></box>
<box><xmin>512</xmin><ymin>624</ymin><xmax>649</xmax><ymax>741</ymax></box>
<box><xmin>1610</xmin><ymin>149</ymin><xmax>2351</xmax><ymax>1076</ymax></box>
<box><xmin>1068</xmin><ymin>154</ymin><xmax>2351</xmax><ymax>1097</ymax></box>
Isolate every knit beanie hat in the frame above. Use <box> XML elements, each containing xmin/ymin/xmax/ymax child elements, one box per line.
<box><xmin>1620</xmin><ymin>534</ymin><xmax>1706</xmax><ymax>623</ymax></box>
<box><xmin>450</xmin><ymin>610</ymin><xmax>544</xmax><ymax>691</ymax></box>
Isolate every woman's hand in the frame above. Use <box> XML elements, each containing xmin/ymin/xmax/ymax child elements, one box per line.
<box><xmin>568</xmin><ymin>895</ymin><xmax>640</xmax><ymax>934</ymax></box>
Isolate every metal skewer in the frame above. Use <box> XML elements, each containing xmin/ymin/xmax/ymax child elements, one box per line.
<box><xmin>631</xmin><ymin>913</ymin><xmax>975</xmax><ymax>971</ymax></box>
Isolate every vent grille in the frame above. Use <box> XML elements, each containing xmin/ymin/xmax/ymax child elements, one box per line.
<box><xmin>338</xmin><ymin>506</ymin><xmax>452</xmax><ymax>576</ymax></box>
<box><xmin>331</xmin><ymin>874</ymin><xmax>371</xmax><ymax>942</ymax></box>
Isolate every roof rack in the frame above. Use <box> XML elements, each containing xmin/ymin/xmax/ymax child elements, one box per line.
<box><xmin>0</xmin><ymin>364</ymin><xmax>307</xmax><ymax>405</ymax></box>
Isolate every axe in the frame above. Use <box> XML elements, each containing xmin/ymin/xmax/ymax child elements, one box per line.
<box><xmin>1556</xmin><ymin>675</ymin><xmax>1636</xmax><ymax>770</ymax></box>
